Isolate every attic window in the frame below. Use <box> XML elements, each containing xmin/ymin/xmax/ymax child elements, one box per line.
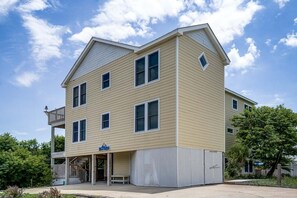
<box><xmin>198</xmin><ymin>52</ymin><xmax>208</xmax><ymax>70</ymax></box>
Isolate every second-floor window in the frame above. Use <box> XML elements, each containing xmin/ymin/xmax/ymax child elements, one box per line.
<box><xmin>101</xmin><ymin>113</ymin><xmax>110</xmax><ymax>130</ymax></box>
<box><xmin>244</xmin><ymin>104</ymin><xmax>252</xmax><ymax>111</ymax></box>
<box><xmin>232</xmin><ymin>99</ymin><xmax>238</xmax><ymax>110</ymax></box>
<box><xmin>135</xmin><ymin>50</ymin><xmax>159</xmax><ymax>87</ymax></box>
<box><xmin>73</xmin><ymin>119</ymin><xmax>86</xmax><ymax>143</ymax></box>
<box><xmin>73</xmin><ymin>83</ymin><xmax>86</xmax><ymax>107</ymax></box>
<box><xmin>102</xmin><ymin>72</ymin><xmax>110</xmax><ymax>90</ymax></box>
<box><xmin>135</xmin><ymin>99</ymin><xmax>159</xmax><ymax>132</ymax></box>
<box><xmin>80</xmin><ymin>83</ymin><xmax>86</xmax><ymax>105</ymax></box>
<box><xmin>227</xmin><ymin>127</ymin><xmax>234</xmax><ymax>134</ymax></box>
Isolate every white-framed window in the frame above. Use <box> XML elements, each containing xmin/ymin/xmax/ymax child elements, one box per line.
<box><xmin>135</xmin><ymin>50</ymin><xmax>160</xmax><ymax>87</ymax></box>
<box><xmin>72</xmin><ymin>119</ymin><xmax>86</xmax><ymax>143</ymax></box>
<box><xmin>227</xmin><ymin>127</ymin><xmax>234</xmax><ymax>134</ymax></box>
<box><xmin>102</xmin><ymin>72</ymin><xmax>110</xmax><ymax>90</ymax></box>
<box><xmin>244</xmin><ymin>160</ymin><xmax>253</xmax><ymax>173</ymax></box>
<box><xmin>135</xmin><ymin>99</ymin><xmax>159</xmax><ymax>133</ymax></box>
<box><xmin>101</xmin><ymin>112</ymin><xmax>110</xmax><ymax>130</ymax></box>
<box><xmin>198</xmin><ymin>52</ymin><xmax>209</xmax><ymax>70</ymax></box>
<box><xmin>244</xmin><ymin>103</ymin><xmax>252</xmax><ymax>111</ymax></box>
<box><xmin>232</xmin><ymin>98</ymin><xmax>238</xmax><ymax>110</ymax></box>
<box><xmin>73</xmin><ymin>83</ymin><xmax>86</xmax><ymax>107</ymax></box>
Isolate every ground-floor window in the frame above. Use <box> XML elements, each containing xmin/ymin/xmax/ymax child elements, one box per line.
<box><xmin>245</xmin><ymin>160</ymin><xmax>253</xmax><ymax>173</ymax></box>
<box><xmin>72</xmin><ymin>119</ymin><xmax>86</xmax><ymax>142</ymax></box>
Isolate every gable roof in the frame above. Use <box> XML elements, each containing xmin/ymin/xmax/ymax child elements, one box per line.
<box><xmin>62</xmin><ymin>23</ymin><xmax>230</xmax><ymax>88</ymax></box>
<box><xmin>225</xmin><ymin>88</ymin><xmax>257</xmax><ymax>105</ymax></box>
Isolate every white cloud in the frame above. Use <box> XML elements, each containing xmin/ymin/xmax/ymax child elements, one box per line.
<box><xmin>179</xmin><ymin>0</ymin><xmax>263</xmax><ymax>45</ymax></box>
<box><xmin>21</xmin><ymin>14</ymin><xmax>71</xmax><ymax>67</ymax></box>
<box><xmin>241</xmin><ymin>89</ymin><xmax>252</xmax><ymax>96</ymax></box>
<box><xmin>17</xmin><ymin>0</ymin><xmax>49</xmax><ymax>13</ymax></box>
<box><xmin>265</xmin><ymin>39</ymin><xmax>271</xmax><ymax>46</ymax></box>
<box><xmin>279</xmin><ymin>32</ymin><xmax>297</xmax><ymax>47</ymax></box>
<box><xmin>12</xmin><ymin>130</ymin><xmax>28</xmax><ymax>136</ymax></box>
<box><xmin>70</xmin><ymin>0</ymin><xmax>186</xmax><ymax>43</ymax></box>
<box><xmin>227</xmin><ymin>38</ymin><xmax>260</xmax><ymax>72</ymax></box>
<box><xmin>258</xmin><ymin>93</ymin><xmax>285</xmax><ymax>107</ymax></box>
<box><xmin>294</xmin><ymin>18</ymin><xmax>297</xmax><ymax>24</ymax></box>
<box><xmin>13</xmin><ymin>71</ymin><xmax>40</xmax><ymax>87</ymax></box>
<box><xmin>9</xmin><ymin>0</ymin><xmax>70</xmax><ymax>87</ymax></box>
<box><xmin>0</xmin><ymin>0</ymin><xmax>18</xmax><ymax>15</ymax></box>
<box><xmin>271</xmin><ymin>45</ymin><xmax>277</xmax><ymax>53</ymax></box>
<box><xmin>274</xmin><ymin>0</ymin><xmax>289</xmax><ymax>9</ymax></box>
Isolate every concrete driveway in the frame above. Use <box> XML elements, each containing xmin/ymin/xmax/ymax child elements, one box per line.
<box><xmin>24</xmin><ymin>183</ymin><xmax>297</xmax><ymax>198</ymax></box>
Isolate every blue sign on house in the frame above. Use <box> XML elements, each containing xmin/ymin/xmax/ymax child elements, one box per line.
<box><xmin>99</xmin><ymin>143</ymin><xmax>110</xmax><ymax>151</ymax></box>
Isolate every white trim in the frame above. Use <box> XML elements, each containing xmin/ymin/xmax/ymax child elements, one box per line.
<box><xmin>225</xmin><ymin>88</ymin><xmax>257</xmax><ymax>105</ymax></box>
<box><xmin>198</xmin><ymin>52</ymin><xmax>209</xmax><ymax>71</ymax></box>
<box><xmin>176</xmin><ymin>36</ymin><xmax>179</xmax><ymax>147</ymax></box>
<box><xmin>223</xmin><ymin>79</ymin><xmax>226</xmax><ymax>153</ymax></box>
<box><xmin>62</xmin><ymin>38</ymin><xmax>137</xmax><ymax>88</ymax></box>
<box><xmin>134</xmin><ymin>55</ymin><xmax>146</xmax><ymax>88</ymax></box>
<box><xmin>134</xmin><ymin>49</ymin><xmax>160</xmax><ymax>88</ymax></box>
<box><xmin>72</xmin><ymin>119</ymin><xmax>87</xmax><ymax>144</ymax></box>
<box><xmin>101</xmin><ymin>112</ymin><xmax>110</xmax><ymax>131</ymax></box>
<box><xmin>136</xmin><ymin>30</ymin><xmax>179</xmax><ymax>54</ymax></box>
<box><xmin>62</xmin><ymin>23</ymin><xmax>230</xmax><ymax>87</ymax></box>
<box><xmin>226</xmin><ymin>127</ymin><xmax>234</xmax><ymax>135</ymax></box>
<box><xmin>133</xmin><ymin>98</ymin><xmax>160</xmax><ymax>134</ymax></box>
<box><xmin>232</xmin><ymin>98</ymin><xmax>238</xmax><ymax>111</ymax></box>
<box><xmin>72</xmin><ymin>82</ymin><xmax>87</xmax><ymax>109</ymax></box>
<box><xmin>101</xmin><ymin>72</ymin><xmax>111</xmax><ymax>91</ymax></box>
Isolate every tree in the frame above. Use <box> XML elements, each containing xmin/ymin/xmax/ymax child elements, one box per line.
<box><xmin>53</xmin><ymin>135</ymin><xmax>65</xmax><ymax>152</ymax></box>
<box><xmin>19</xmin><ymin>139</ymin><xmax>39</xmax><ymax>155</ymax></box>
<box><xmin>0</xmin><ymin>133</ymin><xmax>18</xmax><ymax>152</ymax></box>
<box><xmin>0</xmin><ymin>133</ymin><xmax>52</xmax><ymax>189</ymax></box>
<box><xmin>232</xmin><ymin>105</ymin><xmax>297</xmax><ymax>177</ymax></box>
<box><xmin>226</xmin><ymin>143</ymin><xmax>249</xmax><ymax>178</ymax></box>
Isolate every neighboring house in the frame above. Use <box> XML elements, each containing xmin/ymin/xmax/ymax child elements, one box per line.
<box><xmin>46</xmin><ymin>23</ymin><xmax>231</xmax><ymax>187</ymax></box>
<box><xmin>224</xmin><ymin>88</ymin><xmax>257</xmax><ymax>174</ymax></box>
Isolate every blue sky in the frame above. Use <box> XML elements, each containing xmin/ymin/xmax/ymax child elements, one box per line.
<box><xmin>0</xmin><ymin>0</ymin><xmax>297</xmax><ymax>143</ymax></box>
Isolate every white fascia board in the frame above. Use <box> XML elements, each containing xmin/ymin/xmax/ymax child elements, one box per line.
<box><xmin>61</xmin><ymin>37</ymin><xmax>138</xmax><ymax>88</ymax></box>
<box><xmin>135</xmin><ymin>30</ymin><xmax>181</xmax><ymax>54</ymax></box>
<box><xmin>225</xmin><ymin>88</ymin><xmax>257</xmax><ymax>105</ymax></box>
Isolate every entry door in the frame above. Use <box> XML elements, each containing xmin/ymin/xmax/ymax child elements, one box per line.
<box><xmin>96</xmin><ymin>158</ymin><xmax>106</xmax><ymax>181</ymax></box>
<box><xmin>204</xmin><ymin>150</ymin><xmax>223</xmax><ymax>184</ymax></box>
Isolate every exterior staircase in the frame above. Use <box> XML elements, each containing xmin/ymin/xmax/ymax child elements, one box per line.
<box><xmin>69</xmin><ymin>157</ymin><xmax>89</xmax><ymax>183</ymax></box>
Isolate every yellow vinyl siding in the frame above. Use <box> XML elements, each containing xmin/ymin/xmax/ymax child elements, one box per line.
<box><xmin>178</xmin><ymin>35</ymin><xmax>225</xmax><ymax>152</ymax></box>
<box><xmin>65</xmin><ymin>38</ymin><xmax>176</xmax><ymax>157</ymax></box>
<box><xmin>225</xmin><ymin>91</ymin><xmax>254</xmax><ymax>151</ymax></box>
<box><xmin>113</xmin><ymin>152</ymin><xmax>131</xmax><ymax>175</ymax></box>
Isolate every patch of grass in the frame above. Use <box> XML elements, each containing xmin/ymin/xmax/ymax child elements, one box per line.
<box><xmin>248</xmin><ymin>176</ymin><xmax>297</xmax><ymax>188</ymax></box>
<box><xmin>22</xmin><ymin>194</ymin><xmax>76</xmax><ymax>198</ymax></box>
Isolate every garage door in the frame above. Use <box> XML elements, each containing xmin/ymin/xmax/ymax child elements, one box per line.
<box><xmin>204</xmin><ymin>150</ymin><xmax>223</xmax><ymax>184</ymax></box>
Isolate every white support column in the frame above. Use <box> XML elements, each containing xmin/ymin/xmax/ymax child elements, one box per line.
<box><xmin>107</xmin><ymin>153</ymin><xmax>111</xmax><ymax>186</ymax></box>
<box><xmin>65</xmin><ymin>157</ymin><xmax>69</xmax><ymax>185</ymax></box>
<box><xmin>91</xmin><ymin>154</ymin><xmax>96</xmax><ymax>185</ymax></box>
<box><xmin>51</xmin><ymin>126</ymin><xmax>55</xmax><ymax>168</ymax></box>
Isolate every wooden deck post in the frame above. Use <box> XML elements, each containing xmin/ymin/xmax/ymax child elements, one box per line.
<box><xmin>65</xmin><ymin>157</ymin><xmax>69</xmax><ymax>185</ymax></box>
<box><xmin>88</xmin><ymin>156</ymin><xmax>91</xmax><ymax>182</ymax></box>
<box><xmin>51</xmin><ymin>126</ymin><xmax>55</xmax><ymax>168</ymax></box>
<box><xmin>91</xmin><ymin>154</ymin><xmax>96</xmax><ymax>185</ymax></box>
<box><xmin>107</xmin><ymin>153</ymin><xmax>111</xmax><ymax>186</ymax></box>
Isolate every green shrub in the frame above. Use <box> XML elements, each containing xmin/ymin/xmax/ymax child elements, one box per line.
<box><xmin>1</xmin><ymin>186</ymin><xmax>23</xmax><ymax>198</ymax></box>
<box><xmin>38</xmin><ymin>188</ymin><xmax>61</xmax><ymax>198</ymax></box>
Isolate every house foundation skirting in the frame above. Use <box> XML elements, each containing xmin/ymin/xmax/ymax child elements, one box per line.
<box><xmin>130</xmin><ymin>147</ymin><xmax>223</xmax><ymax>187</ymax></box>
